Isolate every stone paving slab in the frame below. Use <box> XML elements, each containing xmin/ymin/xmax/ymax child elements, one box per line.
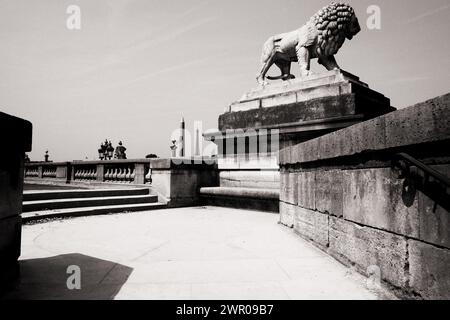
<box><xmin>2</xmin><ymin>206</ymin><xmax>395</xmax><ymax>300</ymax></box>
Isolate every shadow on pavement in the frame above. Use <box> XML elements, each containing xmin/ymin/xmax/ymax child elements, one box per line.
<box><xmin>1</xmin><ymin>253</ymin><xmax>133</xmax><ymax>300</ymax></box>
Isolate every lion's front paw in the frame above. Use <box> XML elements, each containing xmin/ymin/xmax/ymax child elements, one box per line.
<box><xmin>299</xmin><ymin>70</ymin><xmax>310</xmax><ymax>78</ymax></box>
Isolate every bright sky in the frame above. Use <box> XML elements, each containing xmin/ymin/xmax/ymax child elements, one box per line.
<box><xmin>1</xmin><ymin>0</ymin><xmax>449</xmax><ymax>161</ymax></box>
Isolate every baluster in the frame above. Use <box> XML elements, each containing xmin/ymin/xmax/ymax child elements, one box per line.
<box><xmin>112</xmin><ymin>168</ymin><xmax>118</xmax><ymax>181</ymax></box>
<box><xmin>145</xmin><ymin>167</ymin><xmax>152</xmax><ymax>184</ymax></box>
<box><xmin>116</xmin><ymin>168</ymin><xmax>121</xmax><ymax>182</ymax></box>
<box><xmin>130</xmin><ymin>167</ymin><xmax>135</xmax><ymax>183</ymax></box>
<box><xmin>105</xmin><ymin>168</ymin><xmax>111</xmax><ymax>181</ymax></box>
<box><xmin>118</xmin><ymin>167</ymin><xmax>125</xmax><ymax>182</ymax></box>
<box><xmin>125</xmin><ymin>167</ymin><xmax>131</xmax><ymax>182</ymax></box>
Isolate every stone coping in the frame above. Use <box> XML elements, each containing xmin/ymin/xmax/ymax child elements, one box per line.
<box><xmin>280</xmin><ymin>93</ymin><xmax>450</xmax><ymax>165</ymax></box>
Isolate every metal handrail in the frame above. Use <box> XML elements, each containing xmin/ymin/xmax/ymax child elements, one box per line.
<box><xmin>393</xmin><ymin>153</ymin><xmax>450</xmax><ymax>187</ymax></box>
<box><xmin>392</xmin><ymin>153</ymin><xmax>450</xmax><ymax>211</ymax></box>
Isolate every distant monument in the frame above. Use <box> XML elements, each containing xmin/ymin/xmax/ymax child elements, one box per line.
<box><xmin>44</xmin><ymin>150</ymin><xmax>49</xmax><ymax>162</ymax></box>
<box><xmin>178</xmin><ymin>117</ymin><xmax>185</xmax><ymax>157</ymax></box>
<box><xmin>114</xmin><ymin>141</ymin><xmax>127</xmax><ymax>159</ymax></box>
<box><xmin>170</xmin><ymin>140</ymin><xmax>177</xmax><ymax>158</ymax></box>
<box><xmin>256</xmin><ymin>2</ymin><xmax>360</xmax><ymax>85</ymax></box>
<box><xmin>98</xmin><ymin>139</ymin><xmax>115</xmax><ymax>160</ymax></box>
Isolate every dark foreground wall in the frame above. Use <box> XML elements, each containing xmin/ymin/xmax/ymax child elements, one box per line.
<box><xmin>279</xmin><ymin>93</ymin><xmax>450</xmax><ymax>299</ymax></box>
<box><xmin>0</xmin><ymin>112</ymin><xmax>32</xmax><ymax>289</ymax></box>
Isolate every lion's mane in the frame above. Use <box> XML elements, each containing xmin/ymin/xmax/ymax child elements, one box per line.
<box><xmin>309</xmin><ymin>2</ymin><xmax>356</xmax><ymax>57</ymax></box>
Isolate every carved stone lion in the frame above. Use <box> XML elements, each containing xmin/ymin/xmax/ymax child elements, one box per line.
<box><xmin>256</xmin><ymin>2</ymin><xmax>361</xmax><ymax>85</ymax></box>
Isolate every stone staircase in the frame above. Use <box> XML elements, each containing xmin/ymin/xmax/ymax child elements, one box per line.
<box><xmin>22</xmin><ymin>188</ymin><xmax>166</xmax><ymax>222</ymax></box>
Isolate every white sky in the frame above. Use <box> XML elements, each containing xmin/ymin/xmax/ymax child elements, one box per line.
<box><xmin>1</xmin><ymin>0</ymin><xmax>449</xmax><ymax>161</ymax></box>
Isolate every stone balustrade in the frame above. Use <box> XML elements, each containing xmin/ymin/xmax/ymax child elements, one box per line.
<box><xmin>25</xmin><ymin>158</ymin><xmax>218</xmax><ymax>207</ymax></box>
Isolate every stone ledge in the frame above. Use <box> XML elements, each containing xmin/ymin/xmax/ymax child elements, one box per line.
<box><xmin>280</xmin><ymin>92</ymin><xmax>450</xmax><ymax>165</ymax></box>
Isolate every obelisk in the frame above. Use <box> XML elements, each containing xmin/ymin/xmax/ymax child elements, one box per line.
<box><xmin>178</xmin><ymin>117</ymin><xmax>185</xmax><ymax>157</ymax></box>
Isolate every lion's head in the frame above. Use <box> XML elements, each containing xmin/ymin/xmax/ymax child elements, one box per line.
<box><xmin>310</xmin><ymin>2</ymin><xmax>360</xmax><ymax>56</ymax></box>
<box><xmin>346</xmin><ymin>14</ymin><xmax>361</xmax><ymax>40</ymax></box>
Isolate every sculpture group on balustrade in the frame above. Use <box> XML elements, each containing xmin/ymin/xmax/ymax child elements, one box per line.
<box><xmin>97</xmin><ymin>139</ymin><xmax>127</xmax><ymax>160</ymax></box>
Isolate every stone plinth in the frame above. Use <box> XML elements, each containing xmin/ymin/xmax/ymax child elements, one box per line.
<box><xmin>0</xmin><ymin>111</ymin><xmax>32</xmax><ymax>289</ymax></box>
<box><xmin>203</xmin><ymin>70</ymin><xmax>394</xmax><ymax>211</ymax></box>
<box><xmin>220</xmin><ymin>70</ymin><xmax>393</xmax><ymax>135</ymax></box>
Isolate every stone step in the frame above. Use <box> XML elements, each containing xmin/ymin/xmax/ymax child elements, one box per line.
<box><xmin>22</xmin><ymin>202</ymin><xmax>167</xmax><ymax>223</ymax></box>
<box><xmin>22</xmin><ymin>194</ymin><xmax>158</xmax><ymax>212</ymax></box>
<box><xmin>200</xmin><ymin>187</ymin><xmax>279</xmax><ymax>212</ymax></box>
<box><xmin>23</xmin><ymin>188</ymin><xmax>150</xmax><ymax>201</ymax></box>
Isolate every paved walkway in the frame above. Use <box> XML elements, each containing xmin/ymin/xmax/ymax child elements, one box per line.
<box><xmin>3</xmin><ymin>207</ymin><xmax>393</xmax><ymax>299</ymax></box>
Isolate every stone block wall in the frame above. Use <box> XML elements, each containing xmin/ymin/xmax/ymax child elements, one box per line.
<box><xmin>279</xmin><ymin>93</ymin><xmax>450</xmax><ymax>299</ymax></box>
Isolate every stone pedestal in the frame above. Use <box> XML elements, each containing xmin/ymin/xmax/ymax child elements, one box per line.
<box><xmin>202</xmin><ymin>70</ymin><xmax>394</xmax><ymax>211</ymax></box>
<box><xmin>0</xmin><ymin>111</ymin><xmax>32</xmax><ymax>290</ymax></box>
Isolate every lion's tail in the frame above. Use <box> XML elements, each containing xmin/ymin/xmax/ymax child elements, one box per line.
<box><xmin>266</xmin><ymin>75</ymin><xmax>284</xmax><ymax>80</ymax></box>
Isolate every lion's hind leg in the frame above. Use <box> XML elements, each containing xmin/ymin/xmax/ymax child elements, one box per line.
<box><xmin>275</xmin><ymin>60</ymin><xmax>295</xmax><ymax>81</ymax></box>
<box><xmin>257</xmin><ymin>51</ymin><xmax>277</xmax><ymax>85</ymax></box>
<box><xmin>257</xmin><ymin>37</ymin><xmax>278</xmax><ymax>85</ymax></box>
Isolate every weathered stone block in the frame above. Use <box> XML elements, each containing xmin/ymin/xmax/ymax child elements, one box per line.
<box><xmin>219</xmin><ymin>94</ymin><xmax>361</xmax><ymax>131</ymax></box>
<box><xmin>261</xmin><ymin>92</ymin><xmax>296</xmax><ymax>108</ymax></box>
<box><xmin>229</xmin><ymin>99</ymin><xmax>260</xmax><ymax>112</ymax></box>
<box><xmin>279</xmin><ymin>171</ymin><xmax>288</xmax><ymax>203</ymax></box>
<box><xmin>279</xmin><ymin>201</ymin><xmax>295</xmax><ymax>228</ymax></box>
<box><xmin>293</xmin><ymin>206</ymin><xmax>329</xmax><ymax>248</ymax></box>
<box><xmin>279</xmin><ymin>147</ymin><xmax>290</xmax><ymax>165</ymax></box>
<box><xmin>329</xmin><ymin>217</ymin><xmax>408</xmax><ymax>288</ymax></box>
<box><xmin>408</xmin><ymin>240</ymin><xmax>450</xmax><ymax>299</ymax></box>
<box><xmin>343</xmin><ymin>168</ymin><xmax>419</xmax><ymax>238</ymax></box>
<box><xmin>297</xmin><ymin>171</ymin><xmax>315</xmax><ymax>210</ymax></box>
<box><xmin>287</xmin><ymin>172</ymin><xmax>298</xmax><ymax>205</ymax></box>
<box><xmin>280</xmin><ymin>171</ymin><xmax>296</xmax><ymax>205</ymax></box>
<box><xmin>315</xmin><ymin>170</ymin><xmax>343</xmax><ymax>216</ymax></box>
<box><xmin>385</xmin><ymin>93</ymin><xmax>450</xmax><ymax>149</ymax></box>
